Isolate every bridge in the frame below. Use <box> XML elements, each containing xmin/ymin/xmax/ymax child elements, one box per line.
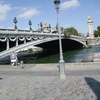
<box><xmin>0</xmin><ymin>29</ymin><xmax>86</xmax><ymax>59</ymax></box>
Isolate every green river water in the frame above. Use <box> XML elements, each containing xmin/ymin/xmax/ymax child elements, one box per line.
<box><xmin>0</xmin><ymin>45</ymin><xmax>100</xmax><ymax>64</ymax></box>
<box><xmin>33</xmin><ymin>45</ymin><xmax>100</xmax><ymax>63</ymax></box>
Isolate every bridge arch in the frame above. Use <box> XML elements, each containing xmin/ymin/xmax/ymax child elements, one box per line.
<box><xmin>35</xmin><ymin>37</ymin><xmax>85</xmax><ymax>50</ymax></box>
<box><xmin>0</xmin><ymin>35</ymin><xmax>86</xmax><ymax>59</ymax></box>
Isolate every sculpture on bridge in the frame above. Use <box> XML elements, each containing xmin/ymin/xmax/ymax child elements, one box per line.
<box><xmin>64</xmin><ymin>32</ymin><xmax>70</xmax><ymax>37</ymax></box>
<box><xmin>43</xmin><ymin>22</ymin><xmax>50</xmax><ymax>33</ymax></box>
<box><xmin>88</xmin><ymin>16</ymin><xmax>92</xmax><ymax>21</ymax></box>
<box><xmin>44</xmin><ymin>22</ymin><xmax>48</xmax><ymax>27</ymax></box>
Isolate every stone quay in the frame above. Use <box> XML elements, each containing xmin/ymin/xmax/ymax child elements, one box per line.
<box><xmin>0</xmin><ymin>63</ymin><xmax>100</xmax><ymax>100</ymax></box>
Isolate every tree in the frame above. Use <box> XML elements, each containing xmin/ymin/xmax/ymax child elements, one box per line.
<box><xmin>94</xmin><ymin>26</ymin><xmax>100</xmax><ymax>37</ymax></box>
<box><xmin>64</xmin><ymin>27</ymin><xmax>78</xmax><ymax>36</ymax></box>
<box><xmin>97</xmin><ymin>26</ymin><xmax>100</xmax><ymax>31</ymax></box>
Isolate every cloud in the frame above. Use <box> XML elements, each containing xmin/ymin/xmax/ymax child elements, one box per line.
<box><xmin>61</xmin><ymin>0</ymin><xmax>80</xmax><ymax>10</ymax></box>
<box><xmin>17</xmin><ymin>8</ymin><xmax>40</xmax><ymax>19</ymax></box>
<box><xmin>0</xmin><ymin>4</ymin><xmax>12</xmax><ymax>21</ymax></box>
<box><xmin>13</xmin><ymin>7</ymin><xmax>21</xmax><ymax>10</ymax></box>
<box><xmin>20</xmin><ymin>7</ymin><xmax>28</xmax><ymax>11</ymax></box>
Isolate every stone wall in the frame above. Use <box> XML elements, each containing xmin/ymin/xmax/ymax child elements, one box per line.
<box><xmin>86</xmin><ymin>37</ymin><xmax>100</xmax><ymax>45</ymax></box>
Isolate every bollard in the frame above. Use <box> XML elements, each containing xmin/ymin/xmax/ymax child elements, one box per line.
<box><xmin>20</xmin><ymin>61</ymin><xmax>25</xmax><ymax>69</ymax></box>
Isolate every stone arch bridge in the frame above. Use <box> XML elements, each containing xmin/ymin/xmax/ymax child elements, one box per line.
<box><xmin>0</xmin><ymin>29</ymin><xmax>86</xmax><ymax>59</ymax></box>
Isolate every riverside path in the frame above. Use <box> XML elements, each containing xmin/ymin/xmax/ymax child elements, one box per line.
<box><xmin>0</xmin><ymin>63</ymin><xmax>100</xmax><ymax>100</ymax></box>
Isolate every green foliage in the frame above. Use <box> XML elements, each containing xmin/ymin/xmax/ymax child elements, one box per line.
<box><xmin>94</xmin><ymin>26</ymin><xmax>100</xmax><ymax>37</ymax></box>
<box><xmin>97</xmin><ymin>26</ymin><xmax>100</xmax><ymax>31</ymax></box>
<box><xmin>64</xmin><ymin>27</ymin><xmax>78</xmax><ymax>36</ymax></box>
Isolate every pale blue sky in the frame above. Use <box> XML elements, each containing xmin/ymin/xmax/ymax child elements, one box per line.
<box><xmin>0</xmin><ymin>0</ymin><xmax>100</xmax><ymax>36</ymax></box>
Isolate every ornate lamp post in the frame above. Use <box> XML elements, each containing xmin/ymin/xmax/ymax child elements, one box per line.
<box><xmin>40</xmin><ymin>22</ymin><xmax>43</xmax><ymax>32</ymax></box>
<box><xmin>28</xmin><ymin>20</ymin><xmax>32</xmax><ymax>31</ymax></box>
<box><xmin>54</xmin><ymin>0</ymin><xmax>66</xmax><ymax>79</ymax></box>
<box><xmin>13</xmin><ymin>17</ymin><xmax>18</xmax><ymax>30</ymax></box>
<box><xmin>49</xmin><ymin>24</ymin><xmax>51</xmax><ymax>33</ymax></box>
<box><xmin>38</xmin><ymin>23</ymin><xmax>39</xmax><ymax>31</ymax></box>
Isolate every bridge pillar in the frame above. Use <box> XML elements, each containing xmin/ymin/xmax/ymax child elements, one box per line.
<box><xmin>16</xmin><ymin>38</ymin><xmax>18</xmax><ymax>46</ymax></box>
<box><xmin>87</xmin><ymin>16</ymin><xmax>94</xmax><ymax>38</ymax></box>
<box><xmin>31</xmin><ymin>36</ymin><xmax>33</xmax><ymax>42</ymax></box>
<box><xmin>6</xmin><ymin>37</ymin><xmax>9</xmax><ymax>50</ymax></box>
<box><xmin>24</xmin><ymin>37</ymin><xmax>26</xmax><ymax>44</ymax></box>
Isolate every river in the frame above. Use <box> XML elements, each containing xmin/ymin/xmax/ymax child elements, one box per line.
<box><xmin>0</xmin><ymin>45</ymin><xmax>100</xmax><ymax>64</ymax></box>
<box><xmin>33</xmin><ymin>45</ymin><xmax>100</xmax><ymax>63</ymax></box>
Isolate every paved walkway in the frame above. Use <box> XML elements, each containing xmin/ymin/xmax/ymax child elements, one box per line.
<box><xmin>0</xmin><ymin>63</ymin><xmax>100</xmax><ymax>100</ymax></box>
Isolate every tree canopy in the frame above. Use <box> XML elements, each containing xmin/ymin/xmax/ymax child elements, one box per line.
<box><xmin>64</xmin><ymin>27</ymin><xmax>79</xmax><ymax>36</ymax></box>
<box><xmin>94</xmin><ymin>26</ymin><xmax>100</xmax><ymax>37</ymax></box>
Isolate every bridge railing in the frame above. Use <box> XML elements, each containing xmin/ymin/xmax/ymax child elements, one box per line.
<box><xmin>0</xmin><ymin>29</ymin><xmax>40</xmax><ymax>34</ymax></box>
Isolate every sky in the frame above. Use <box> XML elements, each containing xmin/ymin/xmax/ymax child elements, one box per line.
<box><xmin>0</xmin><ymin>0</ymin><xmax>100</xmax><ymax>36</ymax></box>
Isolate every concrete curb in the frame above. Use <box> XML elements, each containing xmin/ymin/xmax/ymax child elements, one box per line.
<box><xmin>0</xmin><ymin>63</ymin><xmax>100</xmax><ymax>71</ymax></box>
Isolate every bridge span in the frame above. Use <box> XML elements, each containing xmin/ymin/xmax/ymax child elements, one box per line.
<box><xmin>0</xmin><ymin>29</ymin><xmax>86</xmax><ymax>59</ymax></box>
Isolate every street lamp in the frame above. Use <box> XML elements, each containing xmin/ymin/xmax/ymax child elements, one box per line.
<box><xmin>13</xmin><ymin>17</ymin><xmax>18</xmax><ymax>30</ymax></box>
<box><xmin>40</xmin><ymin>22</ymin><xmax>43</xmax><ymax>32</ymax></box>
<box><xmin>28</xmin><ymin>20</ymin><xmax>32</xmax><ymax>31</ymax></box>
<box><xmin>38</xmin><ymin>23</ymin><xmax>39</xmax><ymax>31</ymax></box>
<box><xmin>49</xmin><ymin>24</ymin><xmax>51</xmax><ymax>33</ymax></box>
<box><xmin>54</xmin><ymin>0</ymin><xmax>66</xmax><ymax>79</ymax></box>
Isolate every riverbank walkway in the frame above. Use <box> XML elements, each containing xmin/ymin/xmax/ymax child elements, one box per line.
<box><xmin>0</xmin><ymin>63</ymin><xmax>100</xmax><ymax>100</ymax></box>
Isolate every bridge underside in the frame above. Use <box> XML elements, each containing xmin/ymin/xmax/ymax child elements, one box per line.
<box><xmin>36</xmin><ymin>39</ymin><xmax>83</xmax><ymax>52</ymax></box>
<box><xmin>0</xmin><ymin>39</ymin><xmax>84</xmax><ymax>52</ymax></box>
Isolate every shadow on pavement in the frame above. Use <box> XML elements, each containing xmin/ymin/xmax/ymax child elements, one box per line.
<box><xmin>85</xmin><ymin>77</ymin><xmax>100</xmax><ymax>100</ymax></box>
